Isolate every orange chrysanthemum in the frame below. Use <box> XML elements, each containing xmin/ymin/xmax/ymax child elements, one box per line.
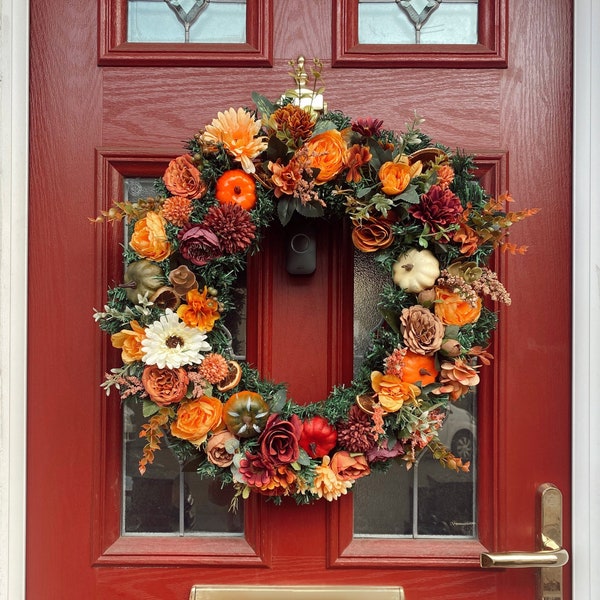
<box><xmin>198</xmin><ymin>353</ymin><xmax>229</xmax><ymax>384</ymax></box>
<box><xmin>202</xmin><ymin>107</ymin><xmax>267</xmax><ymax>174</ymax></box>
<box><xmin>436</xmin><ymin>164</ymin><xmax>455</xmax><ymax>189</ymax></box>
<box><xmin>162</xmin><ymin>196</ymin><xmax>193</xmax><ymax>227</ymax></box>
<box><xmin>177</xmin><ymin>287</ymin><xmax>221</xmax><ymax>333</ymax></box>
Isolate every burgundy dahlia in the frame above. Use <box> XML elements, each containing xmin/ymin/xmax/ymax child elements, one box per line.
<box><xmin>336</xmin><ymin>405</ymin><xmax>377</xmax><ymax>453</ymax></box>
<box><xmin>177</xmin><ymin>224</ymin><xmax>221</xmax><ymax>266</ymax></box>
<box><xmin>410</xmin><ymin>185</ymin><xmax>464</xmax><ymax>230</ymax></box>
<box><xmin>238</xmin><ymin>452</ymin><xmax>274</xmax><ymax>488</ymax></box>
<box><xmin>202</xmin><ymin>203</ymin><xmax>256</xmax><ymax>254</ymax></box>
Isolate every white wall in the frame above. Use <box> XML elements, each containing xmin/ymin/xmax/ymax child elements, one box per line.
<box><xmin>0</xmin><ymin>0</ymin><xmax>28</xmax><ymax>596</ymax></box>
<box><xmin>0</xmin><ymin>1</ymin><xmax>596</xmax><ymax>599</ymax></box>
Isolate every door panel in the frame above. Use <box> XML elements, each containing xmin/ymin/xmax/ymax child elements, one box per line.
<box><xmin>28</xmin><ymin>0</ymin><xmax>572</xmax><ymax>598</ymax></box>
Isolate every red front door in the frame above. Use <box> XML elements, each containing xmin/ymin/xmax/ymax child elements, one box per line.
<box><xmin>28</xmin><ymin>1</ymin><xmax>572</xmax><ymax>598</ymax></box>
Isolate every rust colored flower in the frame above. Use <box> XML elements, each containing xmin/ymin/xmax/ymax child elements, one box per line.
<box><xmin>111</xmin><ymin>320</ymin><xmax>146</xmax><ymax>363</ymax></box>
<box><xmin>198</xmin><ymin>352</ymin><xmax>230</xmax><ymax>385</ymax></box>
<box><xmin>434</xmin><ymin>287</ymin><xmax>482</xmax><ymax>325</ymax></box>
<box><xmin>206</xmin><ymin>429</ymin><xmax>237</xmax><ymax>467</ymax></box>
<box><xmin>400</xmin><ymin>305</ymin><xmax>445</xmax><ymax>355</ymax></box>
<box><xmin>336</xmin><ymin>404</ymin><xmax>377</xmax><ymax>453</ymax></box>
<box><xmin>177</xmin><ymin>224</ymin><xmax>221</xmax><ymax>266</ymax></box>
<box><xmin>168</xmin><ymin>265</ymin><xmax>198</xmax><ymax>296</ymax></box>
<box><xmin>256</xmin><ymin>465</ymin><xmax>297</xmax><ymax>496</ymax></box>
<box><xmin>162</xmin><ymin>154</ymin><xmax>206</xmax><ymax>199</ymax></box>
<box><xmin>129</xmin><ymin>211</ymin><xmax>171</xmax><ymax>262</ymax></box>
<box><xmin>272</xmin><ymin>104</ymin><xmax>315</xmax><ymax>143</ymax></box>
<box><xmin>378</xmin><ymin>159</ymin><xmax>421</xmax><ymax>195</ymax></box>
<box><xmin>344</xmin><ymin>144</ymin><xmax>372</xmax><ymax>183</ymax></box>
<box><xmin>177</xmin><ymin>286</ymin><xmax>220</xmax><ymax>333</ymax></box>
<box><xmin>435</xmin><ymin>359</ymin><xmax>480</xmax><ymax>401</ymax></box>
<box><xmin>202</xmin><ymin>203</ymin><xmax>256</xmax><ymax>254</ymax></box>
<box><xmin>410</xmin><ymin>185</ymin><xmax>464</xmax><ymax>231</ymax></box>
<box><xmin>351</xmin><ymin>117</ymin><xmax>384</xmax><ymax>138</ymax></box>
<box><xmin>170</xmin><ymin>395</ymin><xmax>223</xmax><ymax>446</ymax></box>
<box><xmin>352</xmin><ymin>217</ymin><xmax>394</xmax><ymax>252</ymax></box>
<box><xmin>436</xmin><ymin>164</ymin><xmax>455</xmax><ymax>189</ymax></box>
<box><xmin>142</xmin><ymin>365</ymin><xmax>189</xmax><ymax>406</ymax></box>
<box><xmin>162</xmin><ymin>195</ymin><xmax>193</xmax><ymax>227</ymax></box>
<box><xmin>238</xmin><ymin>451</ymin><xmax>274</xmax><ymax>488</ymax></box>
<box><xmin>371</xmin><ymin>371</ymin><xmax>421</xmax><ymax>413</ymax></box>
<box><xmin>383</xmin><ymin>346</ymin><xmax>407</xmax><ymax>379</ymax></box>
<box><xmin>268</xmin><ymin>158</ymin><xmax>303</xmax><ymax>198</ymax></box>
<box><xmin>310</xmin><ymin>455</ymin><xmax>353</xmax><ymax>501</ymax></box>
<box><xmin>453</xmin><ymin>222</ymin><xmax>481</xmax><ymax>256</ymax></box>
<box><xmin>202</xmin><ymin>107</ymin><xmax>267</xmax><ymax>174</ymax></box>
<box><xmin>304</xmin><ymin>129</ymin><xmax>348</xmax><ymax>183</ymax></box>
<box><xmin>330</xmin><ymin>451</ymin><xmax>370</xmax><ymax>481</ymax></box>
<box><xmin>259</xmin><ymin>414</ymin><xmax>302</xmax><ymax>467</ymax></box>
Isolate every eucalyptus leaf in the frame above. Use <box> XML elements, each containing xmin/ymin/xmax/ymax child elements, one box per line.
<box><xmin>142</xmin><ymin>399</ymin><xmax>160</xmax><ymax>418</ymax></box>
<box><xmin>251</xmin><ymin>92</ymin><xmax>275</xmax><ymax>119</ymax></box>
<box><xmin>270</xmin><ymin>388</ymin><xmax>288</xmax><ymax>413</ymax></box>
<box><xmin>296</xmin><ymin>448</ymin><xmax>312</xmax><ymax>466</ymax></box>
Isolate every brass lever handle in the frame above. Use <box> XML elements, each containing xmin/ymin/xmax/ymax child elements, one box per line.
<box><xmin>480</xmin><ymin>484</ymin><xmax>568</xmax><ymax>600</ymax></box>
<box><xmin>480</xmin><ymin>547</ymin><xmax>569</xmax><ymax>568</ymax></box>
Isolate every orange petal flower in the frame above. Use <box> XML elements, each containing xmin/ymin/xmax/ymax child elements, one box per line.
<box><xmin>434</xmin><ymin>287</ymin><xmax>482</xmax><ymax>325</ymax></box>
<box><xmin>162</xmin><ymin>154</ymin><xmax>206</xmax><ymax>199</ymax></box>
<box><xmin>129</xmin><ymin>211</ymin><xmax>171</xmax><ymax>262</ymax></box>
<box><xmin>202</xmin><ymin>107</ymin><xmax>267</xmax><ymax>174</ymax></box>
<box><xmin>304</xmin><ymin>129</ymin><xmax>348</xmax><ymax>183</ymax></box>
<box><xmin>177</xmin><ymin>286</ymin><xmax>221</xmax><ymax>333</ymax></box>
<box><xmin>378</xmin><ymin>158</ymin><xmax>422</xmax><ymax>195</ymax></box>
<box><xmin>111</xmin><ymin>320</ymin><xmax>146</xmax><ymax>363</ymax></box>
<box><xmin>170</xmin><ymin>395</ymin><xmax>223</xmax><ymax>446</ymax></box>
<box><xmin>371</xmin><ymin>371</ymin><xmax>421</xmax><ymax>413</ymax></box>
<box><xmin>330</xmin><ymin>451</ymin><xmax>371</xmax><ymax>481</ymax></box>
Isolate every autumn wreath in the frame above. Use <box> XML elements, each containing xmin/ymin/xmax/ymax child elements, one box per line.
<box><xmin>94</xmin><ymin>65</ymin><xmax>536</xmax><ymax>505</ymax></box>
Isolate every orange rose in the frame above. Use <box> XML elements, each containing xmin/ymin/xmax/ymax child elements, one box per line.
<box><xmin>378</xmin><ymin>159</ymin><xmax>421</xmax><ymax>195</ymax></box>
<box><xmin>330</xmin><ymin>451</ymin><xmax>371</xmax><ymax>481</ymax></box>
<box><xmin>351</xmin><ymin>218</ymin><xmax>394</xmax><ymax>252</ymax></box>
<box><xmin>434</xmin><ymin>287</ymin><xmax>482</xmax><ymax>325</ymax></box>
<box><xmin>371</xmin><ymin>371</ymin><xmax>421</xmax><ymax>413</ymax></box>
<box><xmin>142</xmin><ymin>365</ymin><xmax>189</xmax><ymax>406</ymax></box>
<box><xmin>305</xmin><ymin>129</ymin><xmax>347</xmax><ymax>183</ymax></box>
<box><xmin>110</xmin><ymin>320</ymin><xmax>146</xmax><ymax>363</ymax></box>
<box><xmin>171</xmin><ymin>395</ymin><xmax>223</xmax><ymax>446</ymax></box>
<box><xmin>129</xmin><ymin>211</ymin><xmax>171</xmax><ymax>262</ymax></box>
<box><xmin>177</xmin><ymin>286</ymin><xmax>220</xmax><ymax>333</ymax></box>
<box><xmin>162</xmin><ymin>154</ymin><xmax>206</xmax><ymax>199</ymax></box>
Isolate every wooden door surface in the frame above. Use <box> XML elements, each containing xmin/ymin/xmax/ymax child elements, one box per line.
<box><xmin>28</xmin><ymin>1</ymin><xmax>572</xmax><ymax>598</ymax></box>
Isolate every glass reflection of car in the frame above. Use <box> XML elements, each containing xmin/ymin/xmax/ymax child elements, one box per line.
<box><xmin>438</xmin><ymin>405</ymin><xmax>476</xmax><ymax>462</ymax></box>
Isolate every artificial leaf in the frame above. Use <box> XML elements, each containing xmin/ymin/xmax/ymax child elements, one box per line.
<box><xmin>398</xmin><ymin>185</ymin><xmax>420</xmax><ymax>205</ymax></box>
<box><xmin>296</xmin><ymin>200</ymin><xmax>325</xmax><ymax>219</ymax></box>
<box><xmin>143</xmin><ymin>399</ymin><xmax>160</xmax><ymax>418</ymax></box>
<box><xmin>277</xmin><ymin>196</ymin><xmax>299</xmax><ymax>226</ymax></box>
<box><xmin>251</xmin><ymin>91</ymin><xmax>275</xmax><ymax>119</ymax></box>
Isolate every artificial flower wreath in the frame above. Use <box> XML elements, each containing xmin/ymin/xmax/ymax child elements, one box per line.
<box><xmin>94</xmin><ymin>67</ymin><xmax>537</xmax><ymax>506</ymax></box>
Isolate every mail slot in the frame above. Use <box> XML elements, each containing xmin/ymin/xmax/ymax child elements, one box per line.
<box><xmin>189</xmin><ymin>585</ymin><xmax>405</xmax><ymax>600</ymax></box>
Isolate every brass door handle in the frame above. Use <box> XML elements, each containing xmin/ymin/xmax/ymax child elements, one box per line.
<box><xmin>480</xmin><ymin>483</ymin><xmax>568</xmax><ymax>599</ymax></box>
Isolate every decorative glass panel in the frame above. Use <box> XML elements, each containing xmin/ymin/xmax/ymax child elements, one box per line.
<box><xmin>127</xmin><ymin>0</ymin><xmax>246</xmax><ymax>43</ymax></box>
<box><xmin>352</xmin><ymin>248</ymin><xmax>476</xmax><ymax>538</ymax></box>
<box><xmin>121</xmin><ymin>177</ymin><xmax>245</xmax><ymax>536</ymax></box>
<box><xmin>358</xmin><ymin>0</ymin><xmax>478</xmax><ymax>45</ymax></box>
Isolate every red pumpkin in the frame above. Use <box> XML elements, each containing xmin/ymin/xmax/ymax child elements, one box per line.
<box><xmin>299</xmin><ymin>415</ymin><xmax>338</xmax><ymax>458</ymax></box>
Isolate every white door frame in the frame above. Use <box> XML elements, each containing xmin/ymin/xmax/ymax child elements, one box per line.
<box><xmin>0</xmin><ymin>1</ymin><xmax>597</xmax><ymax>598</ymax></box>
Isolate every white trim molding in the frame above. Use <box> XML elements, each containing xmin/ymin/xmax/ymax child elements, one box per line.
<box><xmin>572</xmin><ymin>0</ymin><xmax>599</xmax><ymax>599</ymax></box>
<box><xmin>0</xmin><ymin>1</ymin><xmax>29</xmax><ymax>600</ymax></box>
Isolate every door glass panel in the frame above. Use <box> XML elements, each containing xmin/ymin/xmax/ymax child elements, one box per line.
<box><xmin>127</xmin><ymin>0</ymin><xmax>246</xmax><ymax>43</ymax></box>
<box><xmin>352</xmin><ymin>248</ymin><xmax>476</xmax><ymax>537</ymax></box>
<box><xmin>120</xmin><ymin>177</ymin><xmax>245</xmax><ymax>535</ymax></box>
<box><xmin>358</xmin><ymin>0</ymin><xmax>478</xmax><ymax>45</ymax></box>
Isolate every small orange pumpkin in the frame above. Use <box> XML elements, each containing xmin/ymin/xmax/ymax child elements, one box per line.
<box><xmin>215</xmin><ymin>169</ymin><xmax>257</xmax><ymax>210</ymax></box>
<box><xmin>401</xmin><ymin>350</ymin><xmax>438</xmax><ymax>386</ymax></box>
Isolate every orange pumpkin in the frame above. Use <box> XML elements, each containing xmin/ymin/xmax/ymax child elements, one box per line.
<box><xmin>215</xmin><ymin>169</ymin><xmax>257</xmax><ymax>210</ymax></box>
<box><xmin>401</xmin><ymin>350</ymin><xmax>438</xmax><ymax>386</ymax></box>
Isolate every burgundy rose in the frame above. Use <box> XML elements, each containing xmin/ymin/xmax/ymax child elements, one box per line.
<box><xmin>178</xmin><ymin>224</ymin><xmax>221</xmax><ymax>266</ymax></box>
<box><xmin>410</xmin><ymin>185</ymin><xmax>463</xmax><ymax>230</ymax></box>
<box><xmin>259</xmin><ymin>414</ymin><xmax>302</xmax><ymax>467</ymax></box>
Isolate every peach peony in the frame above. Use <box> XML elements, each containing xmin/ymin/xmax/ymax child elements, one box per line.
<box><xmin>304</xmin><ymin>129</ymin><xmax>348</xmax><ymax>183</ymax></box>
<box><xmin>111</xmin><ymin>320</ymin><xmax>146</xmax><ymax>363</ymax></box>
<box><xmin>171</xmin><ymin>395</ymin><xmax>223</xmax><ymax>446</ymax></box>
<box><xmin>378</xmin><ymin>158</ymin><xmax>422</xmax><ymax>195</ymax></box>
<box><xmin>434</xmin><ymin>287</ymin><xmax>482</xmax><ymax>325</ymax></box>
<box><xmin>142</xmin><ymin>365</ymin><xmax>189</xmax><ymax>406</ymax></box>
<box><xmin>330</xmin><ymin>451</ymin><xmax>371</xmax><ymax>481</ymax></box>
<box><xmin>129</xmin><ymin>211</ymin><xmax>171</xmax><ymax>262</ymax></box>
<box><xmin>206</xmin><ymin>429</ymin><xmax>237</xmax><ymax>467</ymax></box>
<box><xmin>162</xmin><ymin>154</ymin><xmax>206</xmax><ymax>199</ymax></box>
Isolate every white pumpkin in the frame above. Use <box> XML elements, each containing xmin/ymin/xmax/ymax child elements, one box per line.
<box><xmin>392</xmin><ymin>248</ymin><xmax>440</xmax><ymax>293</ymax></box>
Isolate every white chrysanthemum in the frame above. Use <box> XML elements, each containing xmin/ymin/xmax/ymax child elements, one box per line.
<box><xmin>141</xmin><ymin>309</ymin><xmax>211</xmax><ymax>369</ymax></box>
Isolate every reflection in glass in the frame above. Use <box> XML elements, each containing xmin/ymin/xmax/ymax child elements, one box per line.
<box><xmin>352</xmin><ymin>248</ymin><xmax>476</xmax><ymax>538</ymax></box>
<box><xmin>127</xmin><ymin>0</ymin><xmax>246</xmax><ymax>44</ymax></box>
<box><xmin>121</xmin><ymin>177</ymin><xmax>246</xmax><ymax>535</ymax></box>
<box><xmin>358</xmin><ymin>0</ymin><xmax>478</xmax><ymax>45</ymax></box>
